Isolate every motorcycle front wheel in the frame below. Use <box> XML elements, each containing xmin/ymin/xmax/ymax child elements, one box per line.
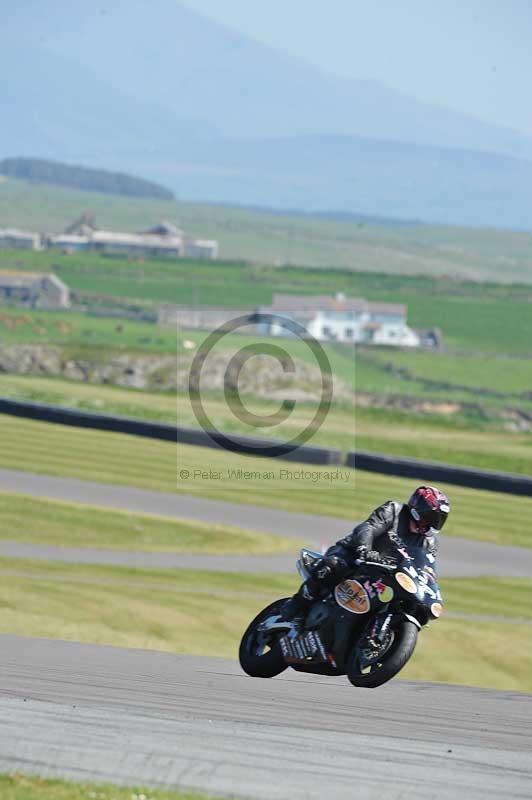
<box><xmin>346</xmin><ymin>619</ymin><xmax>418</xmax><ymax>688</ymax></box>
<box><xmin>239</xmin><ymin>599</ymin><xmax>288</xmax><ymax>678</ymax></box>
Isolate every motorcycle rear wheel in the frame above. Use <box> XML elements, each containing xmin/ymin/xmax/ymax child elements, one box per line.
<box><xmin>239</xmin><ymin>599</ymin><xmax>288</xmax><ymax>678</ymax></box>
<box><xmin>346</xmin><ymin>619</ymin><xmax>418</xmax><ymax>688</ymax></box>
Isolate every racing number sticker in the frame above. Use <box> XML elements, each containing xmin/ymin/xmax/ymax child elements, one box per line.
<box><xmin>335</xmin><ymin>580</ymin><xmax>370</xmax><ymax>614</ymax></box>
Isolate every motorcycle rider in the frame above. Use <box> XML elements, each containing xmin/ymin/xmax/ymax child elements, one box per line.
<box><xmin>284</xmin><ymin>485</ymin><xmax>450</xmax><ymax>624</ymax></box>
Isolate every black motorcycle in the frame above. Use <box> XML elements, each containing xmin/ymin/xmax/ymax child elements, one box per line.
<box><xmin>239</xmin><ymin>543</ymin><xmax>443</xmax><ymax>688</ymax></box>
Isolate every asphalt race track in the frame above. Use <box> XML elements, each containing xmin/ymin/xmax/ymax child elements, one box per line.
<box><xmin>0</xmin><ymin>636</ymin><xmax>531</xmax><ymax>800</ymax></box>
<box><xmin>0</xmin><ymin>468</ymin><xmax>337</xmax><ymax>539</ymax></box>
<box><xmin>3</xmin><ymin>537</ymin><xmax>532</xmax><ymax>577</ymax></box>
<box><xmin>2</xmin><ymin>468</ymin><xmax>532</xmax><ymax>577</ymax></box>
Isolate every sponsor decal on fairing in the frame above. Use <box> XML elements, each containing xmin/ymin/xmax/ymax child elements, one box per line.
<box><xmin>334</xmin><ymin>579</ymin><xmax>370</xmax><ymax>614</ymax></box>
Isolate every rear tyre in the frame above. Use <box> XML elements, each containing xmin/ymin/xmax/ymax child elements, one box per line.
<box><xmin>239</xmin><ymin>599</ymin><xmax>288</xmax><ymax>678</ymax></box>
<box><xmin>346</xmin><ymin>619</ymin><xmax>418</xmax><ymax>688</ymax></box>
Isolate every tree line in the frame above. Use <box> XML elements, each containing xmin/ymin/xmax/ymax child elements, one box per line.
<box><xmin>0</xmin><ymin>157</ymin><xmax>175</xmax><ymax>201</ymax></box>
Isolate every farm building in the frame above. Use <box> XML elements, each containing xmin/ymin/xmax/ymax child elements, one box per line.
<box><xmin>45</xmin><ymin>216</ymin><xmax>218</xmax><ymax>259</ymax></box>
<box><xmin>90</xmin><ymin>229</ymin><xmax>183</xmax><ymax>257</ymax></box>
<box><xmin>158</xmin><ymin>305</ymin><xmax>245</xmax><ymax>329</ymax></box>
<box><xmin>143</xmin><ymin>221</ymin><xmax>184</xmax><ymax>238</ymax></box>
<box><xmin>182</xmin><ymin>238</ymin><xmax>219</xmax><ymax>260</ymax></box>
<box><xmin>0</xmin><ymin>227</ymin><xmax>43</xmax><ymax>250</ymax></box>
<box><xmin>0</xmin><ymin>271</ymin><xmax>71</xmax><ymax>309</ymax></box>
<box><xmin>46</xmin><ymin>233</ymin><xmax>90</xmax><ymax>252</ymax></box>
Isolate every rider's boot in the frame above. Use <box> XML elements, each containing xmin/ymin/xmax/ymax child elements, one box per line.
<box><xmin>282</xmin><ymin>584</ymin><xmax>315</xmax><ymax>629</ymax></box>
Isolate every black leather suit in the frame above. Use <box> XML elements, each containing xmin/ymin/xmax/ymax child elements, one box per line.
<box><xmin>294</xmin><ymin>500</ymin><xmax>439</xmax><ymax>607</ymax></box>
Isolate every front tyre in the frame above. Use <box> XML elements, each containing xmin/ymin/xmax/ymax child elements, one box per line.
<box><xmin>239</xmin><ymin>599</ymin><xmax>288</xmax><ymax>678</ymax></box>
<box><xmin>346</xmin><ymin>619</ymin><xmax>418</xmax><ymax>688</ymax></box>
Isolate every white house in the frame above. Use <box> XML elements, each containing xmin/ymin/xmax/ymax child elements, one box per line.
<box><xmin>260</xmin><ymin>293</ymin><xmax>420</xmax><ymax>347</ymax></box>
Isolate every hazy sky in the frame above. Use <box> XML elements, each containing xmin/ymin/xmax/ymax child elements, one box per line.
<box><xmin>186</xmin><ymin>0</ymin><xmax>532</xmax><ymax>135</ymax></box>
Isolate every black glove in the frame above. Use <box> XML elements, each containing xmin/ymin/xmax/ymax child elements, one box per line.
<box><xmin>356</xmin><ymin>546</ymin><xmax>396</xmax><ymax>568</ymax></box>
<box><xmin>355</xmin><ymin>545</ymin><xmax>375</xmax><ymax>561</ymax></box>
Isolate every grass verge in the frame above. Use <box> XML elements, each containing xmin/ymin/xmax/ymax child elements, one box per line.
<box><xmin>0</xmin><ymin>558</ymin><xmax>298</xmax><ymax>657</ymax></box>
<box><xmin>3</xmin><ymin>370</ymin><xmax>532</xmax><ymax>477</ymax></box>
<box><xmin>0</xmin><ymin>558</ymin><xmax>531</xmax><ymax>693</ymax></box>
<box><xmin>0</xmin><ymin>492</ymin><xmax>294</xmax><ymax>555</ymax></box>
<box><xmin>0</xmin><ymin>773</ymin><xmax>216</xmax><ymax>800</ymax></box>
<box><xmin>2</xmin><ymin>415</ymin><xmax>532</xmax><ymax>549</ymax></box>
<box><xmin>401</xmin><ymin>616</ymin><xmax>532</xmax><ymax>691</ymax></box>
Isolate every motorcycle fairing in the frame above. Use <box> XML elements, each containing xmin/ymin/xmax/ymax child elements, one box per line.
<box><xmin>279</xmin><ymin>629</ymin><xmax>330</xmax><ymax>666</ymax></box>
<box><xmin>282</xmin><ymin>597</ymin><xmax>360</xmax><ymax>674</ymax></box>
<box><xmin>297</xmin><ymin>548</ymin><xmax>323</xmax><ymax>580</ymax></box>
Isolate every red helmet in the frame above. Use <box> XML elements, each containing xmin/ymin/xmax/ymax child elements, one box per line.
<box><xmin>407</xmin><ymin>486</ymin><xmax>450</xmax><ymax>534</ymax></box>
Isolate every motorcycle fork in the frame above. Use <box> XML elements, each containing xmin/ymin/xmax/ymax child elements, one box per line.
<box><xmin>334</xmin><ymin>604</ymin><xmax>393</xmax><ymax>669</ymax></box>
<box><xmin>367</xmin><ymin>608</ymin><xmax>392</xmax><ymax>645</ymax></box>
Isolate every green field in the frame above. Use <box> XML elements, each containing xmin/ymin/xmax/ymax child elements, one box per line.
<box><xmin>3</xmin><ymin>246</ymin><xmax>532</xmax><ymax>354</ymax></box>
<box><xmin>0</xmin><ymin>556</ymin><xmax>530</xmax><ymax>693</ymax></box>
<box><xmin>357</xmin><ymin>347</ymin><xmax>532</xmax><ymax>397</ymax></box>
<box><xmin>2</xmin><ymin>177</ymin><xmax>532</xmax><ymax>282</ymax></box>
<box><xmin>0</xmin><ymin>773</ymin><xmax>214</xmax><ymax>800</ymax></box>
<box><xmin>0</xmin><ymin>307</ymin><xmax>174</xmax><ymax>353</ymax></box>
<box><xmin>2</xmin><ymin>372</ymin><xmax>532</xmax><ymax>477</ymax></box>
<box><xmin>2</xmin><ymin>414</ymin><xmax>532</xmax><ymax>549</ymax></box>
<box><xmin>0</xmin><ymin>492</ymin><xmax>293</xmax><ymax>555</ymax></box>
<box><xmin>2</xmin><ymin>306</ymin><xmax>532</xmax><ymax>416</ymax></box>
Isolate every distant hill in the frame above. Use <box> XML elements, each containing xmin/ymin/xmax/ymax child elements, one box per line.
<box><xmin>5</xmin><ymin>0</ymin><xmax>531</xmax><ymax>157</ymax></box>
<box><xmin>2</xmin><ymin>1</ymin><xmax>532</xmax><ymax>228</ymax></box>
<box><xmin>0</xmin><ymin>158</ymin><xmax>174</xmax><ymax>201</ymax></box>
<box><xmin>145</xmin><ymin>133</ymin><xmax>532</xmax><ymax>229</ymax></box>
